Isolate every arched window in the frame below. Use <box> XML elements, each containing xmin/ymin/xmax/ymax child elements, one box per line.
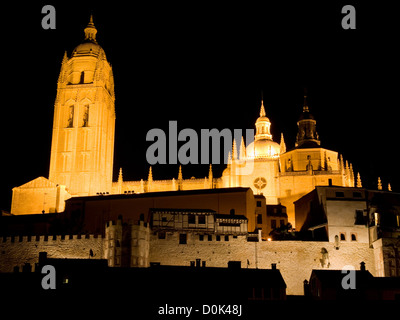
<box><xmin>67</xmin><ymin>105</ymin><xmax>74</xmax><ymax>127</ymax></box>
<box><xmin>80</xmin><ymin>71</ymin><xmax>85</xmax><ymax>84</ymax></box>
<box><xmin>82</xmin><ymin>105</ymin><xmax>89</xmax><ymax>127</ymax></box>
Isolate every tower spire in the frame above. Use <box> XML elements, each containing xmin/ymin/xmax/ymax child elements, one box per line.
<box><xmin>356</xmin><ymin>172</ymin><xmax>362</xmax><ymax>188</ymax></box>
<box><xmin>178</xmin><ymin>165</ymin><xmax>183</xmax><ymax>181</ymax></box>
<box><xmin>280</xmin><ymin>133</ymin><xmax>286</xmax><ymax>154</ymax></box>
<box><xmin>303</xmin><ymin>89</ymin><xmax>309</xmax><ymax>112</ymax></box>
<box><xmin>378</xmin><ymin>177</ymin><xmax>382</xmax><ymax>190</ymax></box>
<box><xmin>295</xmin><ymin>90</ymin><xmax>320</xmax><ymax>148</ymax></box>
<box><xmin>260</xmin><ymin>99</ymin><xmax>266</xmax><ymax>117</ymax></box>
<box><xmin>84</xmin><ymin>14</ymin><xmax>98</xmax><ymax>43</ymax></box>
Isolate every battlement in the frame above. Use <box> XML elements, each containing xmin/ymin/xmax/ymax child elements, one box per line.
<box><xmin>1</xmin><ymin>234</ymin><xmax>103</xmax><ymax>243</ymax></box>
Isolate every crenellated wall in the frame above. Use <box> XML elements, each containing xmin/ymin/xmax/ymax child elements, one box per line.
<box><xmin>149</xmin><ymin>233</ymin><xmax>376</xmax><ymax>295</ymax></box>
<box><xmin>0</xmin><ymin>224</ymin><xmax>381</xmax><ymax>296</ymax></box>
<box><xmin>0</xmin><ymin>234</ymin><xmax>104</xmax><ymax>273</ymax></box>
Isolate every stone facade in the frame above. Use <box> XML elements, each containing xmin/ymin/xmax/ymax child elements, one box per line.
<box><xmin>0</xmin><ymin>234</ymin><xmax>103</xmax><ymax>273</ymax></box>
<box><xmin>0</xmin><ymin>228</ymin><xmax>375</xmax><ymax>295</ymax></box>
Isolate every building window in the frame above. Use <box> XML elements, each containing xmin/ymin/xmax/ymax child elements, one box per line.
<box><xmin>280</xmin><ymin>219</ymin><xmax>285</xmax><ymax>227</ymax></box>
<box><xmin>335</xmin><ymin>191</ymin><xmax>345</xmax><ymax>197</ymax></box>
<box><xmin>179</xmin><ymin>233</ymin><xmax>187</xmax><ymax>244</ymax></box>
<box><xmin>188</xmin><ymin>214</ymin><xmax>195</xmax><ymax>224</ymax></box>
<box><xmin>199</xmin><ymin>234</ymin><xmax>204</xmax><ymax>241</ymax></box>
<box><xmin>80</xmin><ymin>71</ymin><xmax>85</xmax><ymax>84</ymax></box>
<box><xmin>257</xmin><ymin>214</ymin><xmax>263</xmax><ymax>224</ymax></box>
<box><xmin>67</xmin><ymin>105</ymin><xmax>74</xmax><ymax>127</ymax></box>
<box><xmin>351</xmin><ymin>233</ymin><xmax>357</xmax><ymax>241</ymax></box>
<box><xmin>256</xmin><ymin>201</ymin><xmax>262</xmax><ymax>207</ymax></box>
<box><xmin>216</xmin><ymin>235</ymin><xmax>221</xmax><ymax>241</ymax></box>
<box><xmin>208</xmin><ymin>235</ymin><xmax>212</xmax><ymax>241</ymax></box>
<box><xmin>224</xmin><ymin>235</ymin><xmax>229</xmax><ymax>241</ymax></box>
<box><xmin>374</xmin><ymin>212</ymin><xmax>380</xmax><ymax>226</ymax></box>
<box><xmin>271</xmin><ymin>219</ymin><xmax>276</xmax><ymax>230</ymax></box>
<box><xmin>82</xmin><ymin>105</ymin><xmax>89</xmax><ymax>127</ymax></box>
<box><xmin>158</xmin><ymin>231</ymin><xmax>166</xmax><ymax>240</ymax></box>
<box><xmin>340</xmin><ymin>233</ymin><xmax>346</xmax><ymax>241</ymax></box>
<box><xmin>198</xmin><ymin>215</ymin><xmax>206</xmax><ymax>225</ymax></box>
<box><xmin>355</xmin><ymin>210</ymin><xmax>365</xmax><ymax>225</ymax></box>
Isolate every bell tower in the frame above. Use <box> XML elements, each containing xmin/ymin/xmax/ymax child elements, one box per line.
<box><xmin>49</xmin><ymin>16</ymin><xmax>115</xmax><ymax>196</ymax></box>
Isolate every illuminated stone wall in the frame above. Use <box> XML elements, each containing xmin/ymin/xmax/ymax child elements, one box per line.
<box><xmin>149</xmin><ymin>234</ymin><xmax>376</xmax><ymax>295</ymax></box>
<box><xmin>0</xmin><ymin>235</ymin><xmax>104</xmax><ymax>273</ymax></box>
<box><xmin>0</xmin><ymin>229</ymin><xmax>381</xmax><ymax>295</ymax></box>
<box><xmin>11</xmin><ymin>177</ymin><xmax>71</xmax><ymax>215</ymax></box>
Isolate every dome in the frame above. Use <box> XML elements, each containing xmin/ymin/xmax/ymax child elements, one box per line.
<box><xmin>71</xmin><ymin>15</ymin><xmax>106</xmax><ymax>59</ymax></box>
<box><xmin>71</xmin><ymin>41</ymin><xmax>106</xmax><ymax>59</ymax></box>
<box><xmin>246</xmin><ymin>138</ymin><xmax>280</xmax><ymax>159</ymax></box>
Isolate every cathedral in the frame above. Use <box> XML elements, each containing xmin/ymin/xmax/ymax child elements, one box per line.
<box><xmin>4</xmin><ymin>16</ymin><xmax>400</xmax><ymax>297</ymax></box>
<box><xmin>10</xmin><ymin>16</ymin><xmax>357</xmax><ymax>229</ymax></box>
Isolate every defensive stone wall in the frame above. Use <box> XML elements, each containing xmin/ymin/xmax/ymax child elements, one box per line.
<box><xmin>149</xmin><ymin>233</ymin><xmax>376</xmax><ymax>295</ymax></box>
<box><xmin>0</xmin><ymin>234</ymin><xmax>104</xmax><ymax>272</ymax></box>
<box><xmin>0</xmin><ymin>230</ymin><xmax>377</xmax><ymax>295</ymax></box>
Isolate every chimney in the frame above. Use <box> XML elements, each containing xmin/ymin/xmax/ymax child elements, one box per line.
<box><xmin>271</xmin><ymin>263</ymin><xmax>277</xmax><ymax>270</ymax></box>
<box><xmin>360</xmin><ymin>261</ymin><xmax>366</xmax><ymax>271</ymax></box>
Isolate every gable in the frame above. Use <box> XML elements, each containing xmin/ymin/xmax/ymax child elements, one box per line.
<box><xmin>17</xmin><ymin>176</ymin><xmax>57</xmax><ymax>189</ymax></box>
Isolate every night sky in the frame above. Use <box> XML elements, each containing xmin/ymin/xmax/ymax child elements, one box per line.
<box><xmin>0</xmin><ymin>2</ymin><xmax>398</xmax><ymax>211</ymax></box>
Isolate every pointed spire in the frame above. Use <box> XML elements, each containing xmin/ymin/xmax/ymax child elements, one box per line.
<box><xmin>260</xmin><ymin>99</ymin><xmax>266</xmax><ymax>117</ymax></box>
<box><xmin>232</xmin><ymin>139</ymin><xmax>238</xmax><ymax>160</ymax></box>
<box><xmin>356</xmin><ymin>172</ymin><xmax>362</xmax><ymax>188</ymax></box>
<box><xmin>84</xmin><ymin>14</ymin><xmax>98</xmax><ymax>43</ymax></box>
<box><xmin>227</xmin><ymin>151</ymin><xmax>232</xmax><ymax>166</ymax></box>
<box><xmin>178</xmin><ymin>165</ymin><xmax>183</xmax><ymax>181</ymax></box>
<box><xmin>148</xmin><ymin>166</ymin><xmax>153</xmax><ymax>182</ymax></box>
<box><xmin>280</xmin><ymin>133</ymin><xmax>286</xmax><ymax>154</ymax></box>
<box><xmin>303</xmin><ymin>88</ymin><xmax>309</xmax><ymax>112</ymax></box>
<box><xmin>339</xmin><ymin>155</ymin><xmax>344</xmax><ymax>172</ymax></box>
<box><xmin>378</xmin><ymin>177</ymin><xmax>382</xmax><ymax>190</ymax></box>
<box><xmin>208</xmin><ymin>164</ymin><xmax>213</xmax><ymax>189</ymax></box>
<box><xmin>349</xmin><ymin>163</ymin><xmax>355</xmax><ymax>187</ymax></box>
<box><xmin>388</xmin><ymin>183</ymin><xmax>392</xmax><ymax>192</ymax></box>
<box><xmin>118</xmin><ymin>168</ymin><xmax>123</xmax><ymax>183</ymax></box>
<box><xmin>62</xmin><ymin>51</ymin><xmax>68</xmax><ymax>64</ymax></box>
<box><xmin>239</xmin><ymin>136</ymin><xmax>246</xmax><ymax>159</ymax></box>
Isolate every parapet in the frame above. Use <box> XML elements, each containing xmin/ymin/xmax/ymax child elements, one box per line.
<box><xmin>1</xmin><ymin>234</ymin><xmax>103</xmax><ymax>243</ymax></box>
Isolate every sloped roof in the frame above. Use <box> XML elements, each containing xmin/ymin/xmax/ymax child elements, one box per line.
<box><xmin>15</xmin><ymin>177</ymin><xmax>57</xmax><ymax>189</ymax></box>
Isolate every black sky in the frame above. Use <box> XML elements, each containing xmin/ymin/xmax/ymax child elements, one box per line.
<box><xmin>0</xmin><ymin>2</ymin><xmax>398</xmax><ymax>210</ymax></box>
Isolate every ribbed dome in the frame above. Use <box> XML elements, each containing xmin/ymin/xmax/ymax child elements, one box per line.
<box><xmin>246</xmin><ymin>139</ymin><xmax>280</xmax><ymax>159</ymax></box>
<box><xmin>71</xmin><ymin>41</ymin><xmax>106</xmax><ymax>59</ymax></box>
<box><xmin>71</xmin><ymin>15</ymin><xmax>106</xmax><ymax>59</ymax></box>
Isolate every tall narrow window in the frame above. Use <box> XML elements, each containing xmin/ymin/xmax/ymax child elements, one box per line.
<box><xmin>67</xmin><ymin>105</ymin><xmax>74</xmax><ymax>127</ymax></box>
<box><xmin>179</xmin><ymin>233</ymin><xmax>187</xmax><ymax>244</ymax></box>
<box><xmin>80</xmin><ymin>71</ymin><xmax>85</xmax><ymax>84</ymax></box>
<box><xmin>82</xmin><ymin>105</ymin><xmax>89</xmax><ymax>127</ymax></box>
